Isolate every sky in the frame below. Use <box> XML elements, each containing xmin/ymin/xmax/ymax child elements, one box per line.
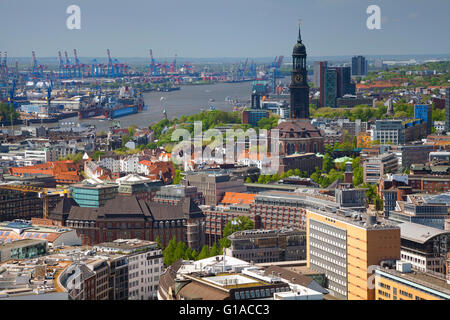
<box><xmin>0</xmin><ymin>0</ymin><xmax>449</xmax><ymax>59</ymax></box>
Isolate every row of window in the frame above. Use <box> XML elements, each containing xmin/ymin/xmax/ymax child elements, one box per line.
<box><xmin>234</xmin><ymin>286</ymin><xmax>288</xmax><ymax>300</ymax></box>
<box><xmin>310</xmin><ymin>257</ymin><xmax>346</xmax><ymax>279</ymax></box>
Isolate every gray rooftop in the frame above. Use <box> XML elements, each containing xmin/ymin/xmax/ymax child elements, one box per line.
<box><xmin>399</xmin><ymin>222</ymin><xmax>450</xmax><ymax>244</ymax></box>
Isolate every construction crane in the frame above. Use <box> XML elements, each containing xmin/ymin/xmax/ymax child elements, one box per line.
<box><xmin>0</xmin><ymin>184</ymin><xmax>68</xmax><ymax>219</ymax></box>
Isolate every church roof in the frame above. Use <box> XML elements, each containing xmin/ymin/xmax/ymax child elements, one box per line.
<box><xmin>275</xmin><ymin>120</ymin><xmax>323</xmax><ymax>138</ymax></box>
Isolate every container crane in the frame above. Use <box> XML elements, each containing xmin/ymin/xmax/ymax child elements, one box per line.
<box><xmin>148</xmin><ymin>49</ymin><xmax>156</xmax><ymax>76</ymax></box>
<box><xmin>31</xmin><ymin>51</ymin><xmax>44</xmax><ymax>78</ymax></box>
<box><xmin>58</xmin><ymin>51</ymin><xmax>65</xmax><ymax>79</ymax></box>
<box><xmin>73</xmin><ymin>49</ymin><xmax>81</xmax><ymax>78</ymax></box>
<box><xmin>64</xmin><ymin>51</ymin><xmax>73</xmax><ymax>78</ymax></box>
<box><xmin>170</xmin><ymin>54</ymin><xmax>177</xmax><ymax>73</ymax></box>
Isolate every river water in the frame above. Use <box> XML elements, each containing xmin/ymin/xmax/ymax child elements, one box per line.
<box><xmin>18</xmin><ymin>81</ymin><xmax>257</xmax><ymax>133</ymax></box>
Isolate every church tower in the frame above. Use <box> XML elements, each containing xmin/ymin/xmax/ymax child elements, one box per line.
<box><xmin>289</xmin><ymin>20</ymin><xmax>310</xmax><ymax>119</ymax></box>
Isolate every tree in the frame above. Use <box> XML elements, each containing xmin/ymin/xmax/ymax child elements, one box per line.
<box><xmin>59</xmin><ymin>152</ymin><xmax>83</xmax><ymax>163</ymax></box>
<box><xmin>173</xmin><ymin>241</ymin><xmax>187</xmax><ymax>262</ymax></box>
<box><xmin>183</xmin><ymin>247</ymin><xmax>193</xmax><ymax>260</ymax></box>
<box><xmin>155</xmin><ymin>236</ymin><xmax>162</xmax><ymax>249</ymax></box>
<box><xmin>93</xmin><ymin>151</ymin><xmax>105</xmax><ymax>161</ymax></box>
<box><xmin>173</xmin><ymin>169</ymin><xmax>182</xmax><ymax>184</ymax></box>
<box><xmin>191</xmin><ymin>249</ymin><xmax>198</xmax><ymax>260</ymax></box>
<box><xmin>375</xmin><ymin>195</ymin><xmax>384</xmax><ymax>212</ymax></box>
<box><xmin>322</xmin><ymin>153</ymin><xmax>334</xmax><ymax>173</ymax></box>
<box><xmin>352</xmin><ymin>157</ymin><xmax>364</xmax><ymax>186</ymax></box>
<box><xmin>245</xmin><ymin>177</ymin><xmax>252</xmax><ymax>183</ymax></box>
<box><xmin>162</xmin><ymin>236</ymin><xmax>177</xmax><ymax>266</ymax></box>
<box><xmin>210</xmin><ymin>242</ymin><xmax>221</xmax><ymax>256</ymax></box>
<box><xmin>220</xmin><ymin>216</ymin><xmax>254</xmax><ymax>249</ymax></box>
<box><xmin>363</xmin><ymin>183</ymin><xmax>378</xmax><ymax>204</ymax></box>
<box><xmin>197</xmin><ymin>245</ymin><xmax>210</xmax><ymax>260</ymax></box>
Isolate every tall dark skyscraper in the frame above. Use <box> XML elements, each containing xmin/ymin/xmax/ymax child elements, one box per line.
<box><xmin>318</xmin><ymin>64</ymin><xmax>355</xmax><ymax>108</ymax></box>
<box><xmin>351</xmin><ymin>55</ymin><xmax>368</xmax><ymax>76</ymax></box>
<box><xmin>289</xmin><ymin>21</ymin><xmax>310</xmax><ymax>119</ymax></box>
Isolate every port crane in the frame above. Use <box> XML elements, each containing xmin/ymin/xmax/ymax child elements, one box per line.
<box><xmin>170</xmin><ymin>54</ymin><xmax>177</xmax><ymax>73</ymax></box>
<box><xmin>73</xmin><ymin>49</ymin><xmax>82</xmax><ymax>78</ymax></box>
<box><xmin>31</xmin><ymin>51</ymin><xmax>45</xmax><ymax>79</ymax></box>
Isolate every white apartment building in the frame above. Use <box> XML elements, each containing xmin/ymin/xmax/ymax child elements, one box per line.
<box><xmin>24</xmin><ymin>149</ymin><xmax>58</xmax><ymax>163</ymax></box>
<box><xmin>94</xmin><ymin>239</ymin><xmax>163</xmax><ymax>300</ymax></box>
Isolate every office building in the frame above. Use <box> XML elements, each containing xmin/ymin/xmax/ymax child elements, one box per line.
<box><xmin>389</xmin><ymin>194</ymin><xmax>450</xmax><ymax>230</ymax></box>
<box><xmin>313</xmin><ymin>61</ymin><xmax>321</xmax><ymax>88</ymax></box>
<box><xmin>374</xmin><ymin>262</ymin><xmax>450</xmax><ymax>300</ymax></box>
<box><xmin>399</xmin><ymin>222</ymin><xmax>449</xmax><ymax>275</ymax></box>
<box><xmin>0</xmin><ymin>186</ymin><xmax>61</xmax><ymax>222</ymax></box>
<box><xmin>372</xmin><ymin>120</ymin><xmax>427</xmax><ymax>146</ymax></box>
<box><xmin>242</xmin><ymin>109</ymin><xmax>269</xmax><ymax>126</ymax></box>
<box><xmin>414</xmin><ymin>104</ymin><xmax>432</xmax><ymax>134</ymax></box>
<box><xmin>322</xmin><ymin>67</ymin><xmax>338</xmax><ymax>108</ymax></box>
<box><xmin>352</xmin><ymin>56</ymin><xmax>368</xmax><ymax>76</ymax></box>
<box><xmin>93</xmin><ymin>239</ymin><xmax>163</xmax><ymax>300</ymax></box>
<box><xmin>0</xmin><ymin>239</ymin><xmax>48</xmax><ymax>262</ymax></box>
<box><xmin>226</xmin><ymin>228</ymin><xmax>306</xmax><ymax>263</ymax></box>
<box><xmin>363</xmin><ymin>153</ymin><xmax>399</xmax><ymax>184</ymax></box>
<box><xmin>70</xmin><ymin>182</ymin><xmax>118</xmax><ymax>208</ymax></box>
<box><xmin>182</xmin><ymin>172</ymin><xmax>246</xmax><ymax>206</ymax></box>
<box><xmin>306</xmin><ymin>210</ymin><xmax>401</xmax><ymax>300</ymax></box>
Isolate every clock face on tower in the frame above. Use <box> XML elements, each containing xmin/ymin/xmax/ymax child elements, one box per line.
<box><xmin>294</xmin><ymin>74</ymin><xmax>303</xmax><ymax>84</ymax></box>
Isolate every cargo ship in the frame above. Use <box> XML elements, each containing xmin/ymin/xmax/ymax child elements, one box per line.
<box><xmin>78</xmin><ymin>86</ymin><xmax>145</xmax><ymax>120</ymax></box>
<box><xmin>104</xmin><ymin>86</ymin><xmax>145</xmax><ymax>119</ymax></box>
<box><xmin>156</xmin><ymin>85</ymin><xmax>180</xmax><ymax>92</ymax></box>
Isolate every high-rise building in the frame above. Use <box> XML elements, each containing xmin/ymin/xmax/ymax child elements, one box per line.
<box><xmin>289</xmin><ymin>20</ymin><xmax>310</xmax><ymax>119</ymax></box>
<box><xmin>337</xmin><ymin>66</ymin><xmax>355</xmax><ymax>96</ymax></box>
<box><xmin>351</xmin><ymin>56</ymin><xmax>368</xmax><ymax>76</ymax></box>
<box><xmin>313</xmin><ymin>61</ymin><xmax>321</xmax><ymax>88</ymax></box>
<box><xmin>445</xmin><ymin>88</ymin><xmax>450</xmax><ymax>132</ymax></box>
<box><xmin>317</xmin><ymin>61</ymin><xmax>328</xmax><ymax>107</ymax></box>
<box><xmin>319</xmin><ymin>64</ymin><xmax>354</xmax><ymax>108</ymax></box>
<box><xmin>322</xmin><ymin>68</ymin><xmax>337</xmax><ymax>108</ymax></box>
<box><xmin>306</xmin><ymin>210</ymin><xmax>400</xmax><ymax>300</ymax></box>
